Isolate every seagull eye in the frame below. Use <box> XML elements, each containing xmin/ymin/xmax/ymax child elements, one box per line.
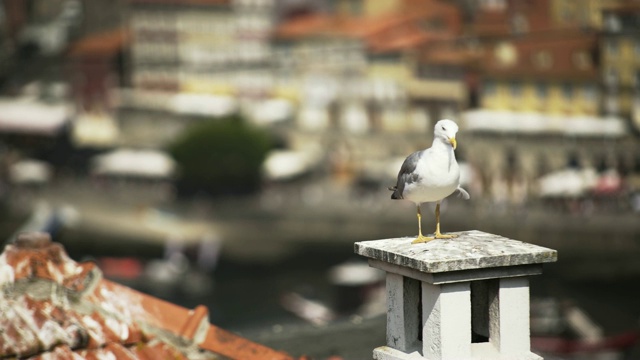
<box><xmin>441</xmin><ymin>126</ymin><xmax>446</xmax><ymax>131</ymax></box>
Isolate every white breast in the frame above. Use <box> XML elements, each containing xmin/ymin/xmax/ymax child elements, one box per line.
<box><xmin>403</xmin><ymin>148</ymin><xmax>460</xmax><ymax>204</ymax></box>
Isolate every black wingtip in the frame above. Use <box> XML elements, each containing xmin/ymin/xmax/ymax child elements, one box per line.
<box><xmin>389</xmin><ymin>186</ymin><xmax>402</xmax><ymax>199</ymax></box>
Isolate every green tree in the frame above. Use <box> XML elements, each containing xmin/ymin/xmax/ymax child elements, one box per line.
<box><xmin>168</xmin><ymin>115</ymin><xmax>271</xmax><ymax>196</ymax></box>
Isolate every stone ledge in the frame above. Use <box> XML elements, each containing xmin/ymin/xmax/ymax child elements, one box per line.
<box><xmin>369</xmin><ymin>259</ymin><xmax>543</xmax><ymax>284</ymax></box>
<box><xmin>373</xmin><ymin>345</ymin><xmax>543</xmax><ymax>360</ymax></box>
<box><xmin>354</xmin><ymin>230</ymin><xmax>557</xmax><ymax>274</ymax></box>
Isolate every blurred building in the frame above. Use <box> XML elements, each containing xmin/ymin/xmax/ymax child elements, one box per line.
<box><xmin>459</xmin><ymin>0</ymin><xmax>639</xmax><ymax>203</ymax></box>
<box><xmin>3</xmin><ymin>0</ymin><xmax>630</xmax><ymax>204</ymax></box>
<box><xmin>8</xmin><ymin>0</ymin><xmax>82</xmax><ymax>56</ymax></box>
<box><xmin>273</xmin><ymin>0</ymin><xmax>465</xmax><ymax>181</ymax></box>
<box><xmin>477</xmin><ymin>32</ymin><xmax>599</xmax><ymax>116</ymax></box>
<box><xmin>117</xmin><ymin>0</ymin><xmax>278</xmax><ymax>147</ymax></box>
<box><xmin>127</xmin><ymin>0</ymin><xmax>276</xmax><ymax>97</ymax></box>
<box><xmin>67</xmin><ymin>29</ymin><xmax>128</xmax><ymax>147</ymax></box>
<box><xmin>78</xmin><ymin>0</ymin><xmax>126</xmax><ymax>37</ymax></box>
<box><xmin>469</xmin><ymin>0</ymin><xmax>603</xmax><ymax>118</ymax></box>
<box><xmin>600</xmin><ymin>3</ymin><xmax>640</xmax><ymax>131</ymax></box>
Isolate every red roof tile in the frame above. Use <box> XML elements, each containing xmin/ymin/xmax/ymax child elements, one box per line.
<box><xmin>275</xmin><ymin>0</ymin><xmax>461</xmax><ymax>54</ymax></box>
<box><xmin>67</xmin><ymin>29</ymin><xmax>129</xmax><ymax>57</ymax></box>
<box><xmin>0</xmin><ymin>232</ymin><xmax>300</xmax><ymax>360</ymax></box>
<box><xmin>274</xmin><ymin>13</ymin><xmax>337</xmax><ymax>39</ymax></box>
<box><xmin>129</xmin><ymin>0</ymin><xmax>230</xmax><ymax>5</ymax></box>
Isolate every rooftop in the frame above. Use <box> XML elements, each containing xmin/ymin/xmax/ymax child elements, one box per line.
<box><xmin>67</xmin><ymin>28</ymin><xmax>129</xmax><ymax>57</ymax></box>
<box><xmin>275</xmin><ymin>0</ymin><xmax>460</xmax><ymax>53</ymax></box>
<box><xmin>129</xmin><ymin>0</ymin><xmax>229</xmax><ymax>6</ymax></box>
<box><xmin>0</xmin><ymin>232</ymin><xmax>300</xmax><ymax>360</ymax></box>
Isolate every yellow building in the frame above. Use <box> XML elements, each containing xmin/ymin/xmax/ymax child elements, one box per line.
<box><xmin>479</xmin><ymin>33</ymin><xmax>600</xmax><ymax>116</ymax></box>
<box><xmin>273</xmin><ymin>0</ymin><xmax>463</xmax><ymax>134</ymax></box>
<box><xmin>600</xmin><ymin>3</ymin><xmax>640</xmax><ymax>125</ymax></box>
<box><xmin>551</xmin><ymin>0</ymin><xmax>629</xmax><ymax>29</ymax></box>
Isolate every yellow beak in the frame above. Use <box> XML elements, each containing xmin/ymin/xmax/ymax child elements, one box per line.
<box><xmin>449</xmin><ymin>137</ymin><xmax>457</xmax><ymax>150</ymax></box>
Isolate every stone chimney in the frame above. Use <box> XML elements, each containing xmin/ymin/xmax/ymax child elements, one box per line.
<box><xmin>355</xmin><ymin>230</ymin><xmax>557</xmax><ymax>360</ymax></box>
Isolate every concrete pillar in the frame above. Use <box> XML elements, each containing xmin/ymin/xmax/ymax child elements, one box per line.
<box><xmin>422</xmin><ymin>281</ymin><xmax>471</xmax><ymax>360</ymax></box>
<box><xmin>489</xmin><ymin>277</ymin><xmax>531</xmax><ymax>355</ymax></box>
<box><xmin>386</xmin><ymin>273</ymin><xmax>421</xmax><ymax>352</ymax></box>
<box><xmin>355</xmin><ymin>230</ymin><xmax>557</xmax><ymax>360</ymax></box>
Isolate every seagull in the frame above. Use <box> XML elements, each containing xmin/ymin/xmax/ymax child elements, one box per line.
<box><xmin>389</xmin><ymin>119</ymin><xmax>470</xmax><ymax>244</ymax></box>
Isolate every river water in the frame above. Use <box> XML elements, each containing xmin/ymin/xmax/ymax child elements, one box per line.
<box><xmin>155</xmin><ymin>239</ymin><xmax>640</xmax><ymax>359</ymax></box>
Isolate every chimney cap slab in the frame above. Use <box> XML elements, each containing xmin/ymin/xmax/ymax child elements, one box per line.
<box><xmin>354</xmin><ymin>230</ymin><xmax>557</xmax><ymax>274</ymax></box>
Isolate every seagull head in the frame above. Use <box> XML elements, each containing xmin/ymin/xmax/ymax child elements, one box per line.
<box><xmin>434</xmin><ymin>119</ymin><xmax>459</xmax><ymax>150</ymax></box>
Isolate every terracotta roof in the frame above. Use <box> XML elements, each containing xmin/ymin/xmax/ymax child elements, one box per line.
<box><xmin>340</xmin><ymin>12</ymin><xmax>415</xmax><ymax>39</ymax></box>
<box><xmin>0</xmin><ymin>232</ymin><xmax>299</xmax><ymax>360</ymax></box>
<box><xmin>274</xmin><ymin>13</ymin><xmax>338</xmax><ymax>39</ymax></box>
<box><xmin>67</xmin><ymin>29</ymin><xmax>129</xmax><ymax>57</ymax></box>
<box><xmin>420</xmin><ymin>45</ymin><xmax>483</xmax><ymax>66</ymax></box>
<box><xmin>360</xmin><ymin>2</ymin><xmax>460</xmax><ymax>54</ymax></box>
<box><xmin>129</xmin><ymin>0</ymin><xmax>229</xmax><ymax>5</ymax></box>
<box><xmin>369</xmin><ymin>29</ymin><xmax>452</xmax><ymax>53</ymax></box>
<box><xmin>275</xmin><ymin>0</ymin><xmax>460</xmax><ymax>54</ymax></box>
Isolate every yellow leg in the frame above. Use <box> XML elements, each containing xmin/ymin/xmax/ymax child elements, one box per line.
<box><xmin>412</xmin><ymin>204</ymin><xmax>434</xmax><ymax>244</ymax></box>
<box><xmin>412</xmin><ymin>202</ymin><xmax>456</xmax><ymax>244</ymax></box>
<box><xmin>433</xmin><ymin>202</ymin><xmax>456</xmax><ymax>239</ymax></box>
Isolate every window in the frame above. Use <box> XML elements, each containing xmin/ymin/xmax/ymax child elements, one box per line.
<box><xmin>483</xmin><ymin>80</ymin><xmax>496</xmax><ymax>95</ymax></box>
<box><xmin>606</xmin><ymin>95</ymin><xmax>619</xmax><ymax>114</ymax></box>
<box><xmin>533</xmin><ymin>51</ymin><xmax>553</xmax><ymax>69</ymax></box>
<box><xmin>511</xmin><ymin>14</ymin><xmax>529</xmax><ymax>34</ymax></box>
<box><xmin>535</xmin><ymin>82</ymin><xmax>547</xmax><ymax>99</ymax></box>
<box><xmin>604</xmin><ymin>14</ymin><xmax>621</xmax><ymax>32</ymax></box>
<box><xmin>573</xmin><ymin>51</ymin><xmax>591</xmax><ymax>70</ymax></box>
<box><xmin>494</xmin><ymin>42</ymin><xmax>517</xmax><ymax>66</ymax></box>
<box><xmin>607</xmin><ymin>40</ymin><xmax>619</xmax><ymax>55</ymax></box>
<box><xmin>583</xmin><ymin>85</ymin><xmax>597</xmax><ymax>100</ymax></box>
<box><xmin>510</xmin><ymin>81</ymin><xmax>522</xmax><ymax>97</ymax></box>
<box><xmin>562</xmin><ymin>83</ymin><xmax>573</xmax><ymax>100</ymax></box>
<box><xmin>605</xmin><ymin>67</ymin><xmax>619</xmax><ymax>86</ymax></box>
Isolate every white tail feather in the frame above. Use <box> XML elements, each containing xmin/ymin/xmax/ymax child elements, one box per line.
<box><xmin>456</xmin><ymin>186</ymin><xmax>470</xmax><ymax>200</ymax></box>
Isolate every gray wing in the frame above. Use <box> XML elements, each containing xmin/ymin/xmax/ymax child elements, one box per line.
<box><xmin>389</xmin><ymin>150</ymin><xmax>423</xmax><ymax>199</ymax></box>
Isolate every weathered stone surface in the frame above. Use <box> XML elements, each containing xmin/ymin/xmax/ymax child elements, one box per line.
<box><xmin>354</xmin><ymin>230</ymin><xmax>557</xmax><ymax>274</ymax></box>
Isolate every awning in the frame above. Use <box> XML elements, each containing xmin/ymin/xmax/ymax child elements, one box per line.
<box><xmin>9</xmin><ymin>159</ymin><xmax>52</xmax><ymax>184</ymax></box>
<box><xmin>537</xmin><ymin>168</ymin><xmax>598</xmax><ymax>198</ymax></box>
<box><xmin>463</xmin><ymin>110</ymin><xmax>627</xmax><ymax>137</ymax></box>
<box><xmin>262</xmin><ymin>147</ymin><xmax>322</xmax><ymax>181</ymax></box>
<box><xmin>0</xmin><ymin>98</ymin><xmax>70</xmax><ymax>136</ymax></box>
<box><xmin>92</xmin><ymin>149</ymin><xmax>176</xmax><ymax>179</ymax></box>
